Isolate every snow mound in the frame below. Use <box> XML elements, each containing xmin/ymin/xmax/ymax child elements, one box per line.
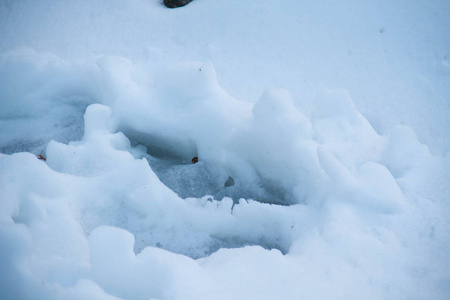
<box><xmin>1</xmin><ymin>0</ymin><xmax>450</xmax><ymax>298</ymax></box>
<box><xmin>1</xmin><ymin>52</ymin><xmax>449</xmax><ymax>299</ymax></box>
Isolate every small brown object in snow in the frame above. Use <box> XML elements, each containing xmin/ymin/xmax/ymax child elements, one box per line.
<box><xmin>37</xmin><ymin>154</ymin><xmax>46</xmax><ymax>161</ymax></box>
<box><xmin>192</xmin><ymin>157</ymin><xmax>198</xmax><ymax>164</ymax></box>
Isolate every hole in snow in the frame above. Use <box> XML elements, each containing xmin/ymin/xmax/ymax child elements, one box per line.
<box><xmin>114</xmin><ymin>129</ymin><xmax>296</xmax><ymax>258</ymax></box>
<box><xmin>123</xmin><ymin>128</ymin><xmax>296</xmax><ymax>206</ymax></box>
<box><xmin>0</xmin><ymin>96</ymin><xmax>90</xmax><ymax>155</ymax></box>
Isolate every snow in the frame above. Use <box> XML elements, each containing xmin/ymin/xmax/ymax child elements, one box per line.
<box><xmin>1</xmin><ymin>0</ymin><xmax>450</xmax><ymax>299</ymax></box>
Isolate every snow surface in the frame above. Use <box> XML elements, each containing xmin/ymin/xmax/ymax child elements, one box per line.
<box><xmin>1</xmin><ymin>0</ymin><xmax>450</xmax><ymax>299</ymax></box>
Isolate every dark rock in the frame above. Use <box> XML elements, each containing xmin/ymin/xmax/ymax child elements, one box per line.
<box><xmin>163</xmin><ymin>0</ymin><xmax>193</xmax><ymax>8</ymax></box>
<box><xmin>224</xmin><ymin>176</ymin><xmax>235</xmax><ymax>187</ymax></box>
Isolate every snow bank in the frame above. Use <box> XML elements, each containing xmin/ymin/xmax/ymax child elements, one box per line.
<box><xmin>1</xmin><ymin>58</ymin><xmax>449</xmax><ymax>298</ymax></box>
<box><xmin>1</xmin><ymin>0</ymin><xmax>450</xmax><ymax>299</ymax></box>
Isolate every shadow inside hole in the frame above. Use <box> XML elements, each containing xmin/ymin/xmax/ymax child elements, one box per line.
<box><xmin>123</xmin><ymin>129</ymin><xmax>296</xmax><ymax>206</ymax></box>
<box><xmin>121</xmin><ymin>127</ymin><xmax>198</xmax><ymax>164</ymax></box>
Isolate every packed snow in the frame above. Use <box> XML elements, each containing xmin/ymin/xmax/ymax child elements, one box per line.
<box><xmin>1</xmin><ymin>0</ymin><xmax>450</xmax><ymax>299</ymax></box>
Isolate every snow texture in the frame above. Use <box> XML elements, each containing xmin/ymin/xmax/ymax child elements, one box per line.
<box><xmin>1</xmin><ymin>0</ymin><xmax>450</xmax><ymax>299</ymax></box>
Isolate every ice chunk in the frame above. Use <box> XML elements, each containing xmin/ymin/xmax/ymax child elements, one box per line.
<box><xmin>312</xmin><ymin>89</ymin><xmax>385</xmax><ymax>169</ymax></box>
<box><xmin>318</xmin><ymin>146</ymin><xmax>406</xmax><ymax>213</ymax></box>
<box><xmin>252</xmin><ymin>88</ymin><xmax>312</xmax><ymax>139</ymax></box>
<box><xmin>46</xmin><ymin>104</ymin><xmax>135</xmax><ymax>176</ymax></box>
<box><xmin>63</xmin><ymin>279</ymin><xmax>121</xmax><ymax>300</ymax></box>
<box><xmin>0</xmin><ymin>223</ymin><xmax>48</xmax><ymax>300</ymax></box>
<box><xmin>83</xmin><ymin>104</ymin><xmax>113</xmax><ymax>140</ymax></box>
<box><xmin>382</xmin><ymin>125</ymin><xmax>433</xmax><ymax>178</ymax></box>
<box><xmin>88</xmin><ymin>226</ymin><xmax>170</xmax><ymax>299</ymax></box>
<box><xmin>356</xmin><ymin>162</ymin><xmax>407</xmax><ymax>213</ymax></box>
<box><xmin>226</xmin><ymin>88</ymin><xmax>320</xmax><ymax>204</ymax></box>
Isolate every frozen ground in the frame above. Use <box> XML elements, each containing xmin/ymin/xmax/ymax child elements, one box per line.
<box><xmin>1</xmin><ymin>0</ymin><xmax>450</xmax><ymax>299</ymax></box>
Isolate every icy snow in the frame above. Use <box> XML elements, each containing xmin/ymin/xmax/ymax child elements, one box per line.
<box><xmin>1</xmin><ymin>0</ymin><xmax>450</xmax><ymax>299</ymax></box>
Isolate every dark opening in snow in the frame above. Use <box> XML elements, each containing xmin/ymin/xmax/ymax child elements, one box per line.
<box><xmin>123</xmin><ymin>128</ymin><xmax>297</xmax><ymax>206</ymax></box>
<box><xmin>117</xmin><ymin>128</ymin><xmax>296</xmax><ymax>258</ymax></box>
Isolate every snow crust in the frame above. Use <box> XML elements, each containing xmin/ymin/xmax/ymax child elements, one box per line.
<box><xmin>1</xmin><ymin>0</ymin><xmax>450</xmax><ymax>299</ymax></box>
